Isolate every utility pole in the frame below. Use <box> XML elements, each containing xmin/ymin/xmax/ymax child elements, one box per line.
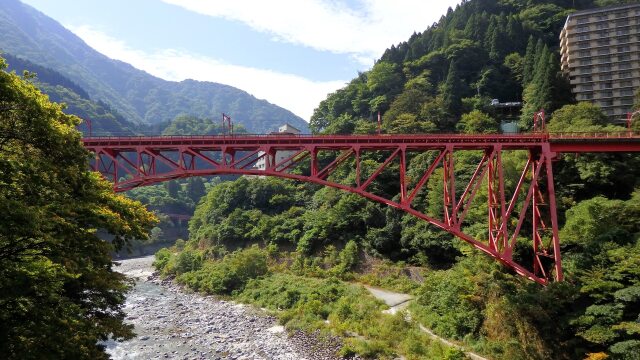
<box><xmin>222</xmin><ymin>113</ymin><xmax>233</xmax><ymax>136</ymax></box>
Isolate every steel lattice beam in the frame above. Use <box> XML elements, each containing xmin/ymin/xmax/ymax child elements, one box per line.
<box><xmin>83</xmin><ymin>133</ymin><xmax>640</xmax><ymax>285</ymax></box>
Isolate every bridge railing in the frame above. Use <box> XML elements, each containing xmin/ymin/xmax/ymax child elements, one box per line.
<box><xmin>548</xmin><ymin>131</ymin><xmax>640</xmax><ymax>139</ymax></box>
<box><xmin>81</xmin><ymin>131</ymin><xmax>640</xmax><ymax>142</ymax></box>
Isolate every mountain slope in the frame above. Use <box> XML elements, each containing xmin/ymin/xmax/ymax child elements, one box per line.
<box><xmin>310</xmin><ymin>0</ymin><xmax>636</xmax><ymax>135</ymax></box>
<box><xmin>3</xmin><ymin>53</ymin><xmax>136</xmax><ymax>135</ymax></box>
<box><xmin>0</xmin><ymin>0</ymin><xmax>308</xmax><ymax>133</ymax></box>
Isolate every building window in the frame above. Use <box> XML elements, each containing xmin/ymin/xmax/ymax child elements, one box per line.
<box><xmin>581</xmin><ymin>58</ymin><xmax>592</xmax><ymax>65</ymax></box>
<box><xmin>615</xmin><ymin>11</ymin><xmax>627</xmax><ymax>19</ymax></box>
<box><xmin>580</xmin><ymin>66</ymin><xmax>592</xmax><ymax>74</ymax></box>
<box><xmin>598</xmin><ymin>30</ymin><xmax>609</xmax><ymax>38</ymax></box>
<box><xmin>582</xmin><ymin>84</ymin><xmax>593</xmax><ymax>91</ymax></box>
<box><xmin>577</xmin><ymin>25</ymin><xmax>590</xmax><ymax>32</ymax></box>
<box><xmin>621</xmin><ymin>88</ymin><xmax>634</xmax><ymax>96</ymax></box>
<box><xmin>600</xmin><ymin>82</ymin><xmax>613</xmax><ymax>89</ymax></box>
<box><xmin>618</xmin><ymin>45</ymin><xmax>631</xmax><ymax>52</ymax></box>
<box><xmin>599</xmin><ymin>64</ymin><xmax>612</xmax><ymax>71</ymax></box>
<box><xmin>598</xmin><ymin>56</ymin><xmax>611</xmax><ymax>64</ymax></box>
<box><xmin>601</xmin><ymin>100</ymin><xmax>614</xmax><ymax>107</ymax></box>
<box><xmin>617</xmin><ymin>29</ymin><xmax>630</xmax><ymax>36</ymax></box>
<box><xmin>617</xmin><ymin>20</ymin><xmax>629</xmax><ymax>26</ymax></box>
<box><xmin>578</xmin><ymin>34</ymin><xmax>590</xmax><ymax>41</ymax></box>
<box><xmin>578</xmin><ymin>41</ymin><xmax>590</xmax><ymax>49</ymax></box>
<box><xmin>598</xmin><ymin>48</ymin><xmax>610</xmax><ymax>55</ymax></box>
<box><xmin>621</xmin><ymin>98</ymin><xmax>634</xmax><ymax>105</ymax></box>
<box><xmin>597</xmin><ymin>14</ymin><xmax>608</xmax><ymax>21</ymax></box>
<box><xmin>577</xmin><ymin>17</ymin><xmax>589</xmax><ymax>24</ymax></box>
<box><xmin>618</xmin><ymin>54</ymin><xmax>631</xmax><ymax>61</ymax></box>
<box><xmin>602</xmin><ymin>90</ymin><xmax>614</xmax><ymax>98</ymax></box>
<box><xmin>619</xmin><ymin>62</ymin><xmax>632</xmax><ymax>70</ymax></box>
<box><xmin>582</xmin><ymin>93</ymin><xmax>594</xmax><ymax>100</ymax></box>
<box><xmin>582</xmin><ymin>75</ymin><xmax>593</xmax><ymax>82</ymax></box>
<box><xmin>596</xmin><ymin>23</ymin><xmax>608</xmax><ymax>30</ymax></box>
<box><xmin>598</xmin><ymin>38</ymin><xmax>610</xmax><ymax>46</ymax></box>
<box><xmin>601</xmin><ymin>73</ymin><xmax>613</xmax><ymax>80</ymax></box>
<box><xmin>619</xmin><ymin>71</ymin><xmax>633</xmax><ymax>78</ymax></box>
<box><xmin>580</xmin><ymin>50</ymin><xmax>591</xmax><ymax>57</ymax></box>
<box><xmin>618</xmin><ymin>36</ymin><xmax>631</xmax><ymax>43</ymax></box>
<box><xmin>620</xmin><ymin>80</ymin><xmax>633</xmax><ymax>87</ymax></box>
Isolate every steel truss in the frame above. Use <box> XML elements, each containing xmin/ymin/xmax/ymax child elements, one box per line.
<box><xmin>84</xmin><ymin>133</ymin><xmax>640</xmax><ymax>285</ymax></box>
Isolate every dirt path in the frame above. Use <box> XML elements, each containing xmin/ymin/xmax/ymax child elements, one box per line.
<box><xmin>363</xmin><ymin>286</ymin><xmax>489</xmax><ymax>360</ymax></box>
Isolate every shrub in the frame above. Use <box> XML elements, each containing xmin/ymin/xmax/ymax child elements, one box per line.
<box><xmin>339</xmin><ymin>240</ymin><xmax>359</xmax><ymax>271</ymax></box>
<box><xmin>173</xmin><ymin>249</ymin><xmax>203</xmax><ymax>275</ymax></box>
<box><xmin>153</xmin><ymin>248</ymin><xmax>172</xmax><ymax>271</ymax></box>
<box><xmin>178</xmin><ymin>245</ymin><xmax>268</xmax><ymax>295</ymax></box>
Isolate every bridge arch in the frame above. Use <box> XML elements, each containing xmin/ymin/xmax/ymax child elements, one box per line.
<box><xmin>85</xmin><ymin>134</ymin><xmax>564</xmax><ymax>285</ymax></box>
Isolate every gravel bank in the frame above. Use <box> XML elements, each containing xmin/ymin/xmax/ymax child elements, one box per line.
<box><xmin>104</xmin><ymin>256</ymin><xmax>348</xmax><ymax>360</ymax></box>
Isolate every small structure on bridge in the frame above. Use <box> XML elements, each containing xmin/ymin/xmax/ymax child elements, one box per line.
<box><xmin>490</xmin><ymin>99</ymin><xmax>523</xmax><ymax>134</ymax></box>
<box><xmin>255</xmin><ymin>124</ymin><xmax>301</xmax><ymax>171</ymax></box>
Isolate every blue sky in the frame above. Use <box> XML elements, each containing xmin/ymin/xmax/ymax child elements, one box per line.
<box><xmin>22</xmin><ymin>0</ymin><xmax>461</xmax><ymax>120</ymax></box>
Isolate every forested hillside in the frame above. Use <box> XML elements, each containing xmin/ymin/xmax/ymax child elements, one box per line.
<box><xmin>311</xmin><ymin>0</ymin><xmax>635</xmax><ymax>134</ymax></box>
<box><xmin>0</xmin><ymin>56</ymin><xmax>156</xmax><ymax>359</ymax></box>
<box><xmin>0</xmin><ymin>0</ymin><xmax>309</xmax><ymax>133</ymax></box>
<box><xmin>157</xmin><ymin>1</ymin><xmax>640</xmax><ymax>359</ymax></box>
<box><xmin>3</xmin><ymin>53</ymin><xmax>136</xmax><ymax>135</ymax></box>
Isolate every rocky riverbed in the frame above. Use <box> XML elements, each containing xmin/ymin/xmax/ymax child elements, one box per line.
<box><xmin>104</xmin><ymin>256</ymin><xmax>347</xmax><ymax>360</ymax></box>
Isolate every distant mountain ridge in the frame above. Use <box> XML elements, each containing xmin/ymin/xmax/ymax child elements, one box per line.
<box><xmin>0</xmin><ymin>0</ymin><xmax>308</xmax><ymax>133</ymax></box>
<box><xmin>3</xmin><ymin>53</ymin><xmax>137</xmax><ymax>135</ymax></box>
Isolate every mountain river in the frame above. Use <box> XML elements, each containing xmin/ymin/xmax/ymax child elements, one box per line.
<box><xmin>103</xmin><ymin>256</ymin><xmax>344</xmax><ymax>360</ymax></box>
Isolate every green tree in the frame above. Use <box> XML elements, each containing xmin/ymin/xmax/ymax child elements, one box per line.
<box><xmin>457</xmin><ymin>110</ymin><xmax>498</xmax><ymax>134</ymax></box>
<box><xmin>522</xmin><ymin>36</ymin><xmax>538</xmax><ymax>86</ymax></box>
<box><xmin>187</xmin><ymin>177</ymin><xmax>206</xmax><ymax>202</ymax></box>
<box><xmin>165</xmin><ymin>180</ymin><xmax>180</xmax><ymax>198</ymax></box>
<box><xmin>0</xmin><ymin>57</ymin><xmax>156</xmax><ymax>359</ymax></box>
<box><xmin>442</xmin><ymin>60</ymin><xmax>465</xmax><ymax>117</ymax></box>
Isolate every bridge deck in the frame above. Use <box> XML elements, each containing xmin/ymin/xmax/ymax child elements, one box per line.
<box><xmin>83</xmin><ymin>132</ymin><xmax>640</xmax><ymax>153</ymax></box>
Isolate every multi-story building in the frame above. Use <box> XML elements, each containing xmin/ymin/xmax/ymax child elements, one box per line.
<box><xmin>560</xmin><ymin>3</ymin><xmax>640</xmax><ymax>122</ymax></box>
<box><xmin>255</xmin><ymin>124</ymin><xmax>301</xmax><ymax>171</ymax></box>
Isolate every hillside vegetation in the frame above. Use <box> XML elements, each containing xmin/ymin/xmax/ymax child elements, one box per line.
<box><xmin>0</xmin><ymin>56</ymin><xmax>156</xmax><ymax>359</ymax></box>
<box><xmin>158</xmin><ymin>0</ymin><xmax>640</xmax><ymax>359</ymax></box>
<box><xmin>0</xmin><ymin>0</ymin><xmax>309</xmax><ymax>133</ymax></box>
<box><xmin>3</xmin><ymin>53</ymin><xmax>137</xmax><ymax>135</ymax></box>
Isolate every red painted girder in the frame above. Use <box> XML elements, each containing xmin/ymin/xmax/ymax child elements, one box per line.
<box><xmin>83</xmin><ymin>133</ymin><xmax>640</xmax><ymax>154</ymax></box>
<box><xmin>83</xmin><ymin>134</ymin><xmax>548</xmax><ymax>149</ymax></box>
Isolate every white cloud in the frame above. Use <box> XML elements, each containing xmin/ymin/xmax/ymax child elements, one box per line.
<box><xmin>69</xmin><ymin>25</ymin><xmax>345</xmax><ymax>121</ymax></box>
<box><xmin>159</xmin><ymin>0</ymin><xmax>461</xmax><ymax>64</ymax></box>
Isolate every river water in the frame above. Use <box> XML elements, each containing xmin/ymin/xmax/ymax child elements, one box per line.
<box><xmin>103</xmin><ymin>256</ymin><xmax>342</xmax><ymax>360</ymax></box>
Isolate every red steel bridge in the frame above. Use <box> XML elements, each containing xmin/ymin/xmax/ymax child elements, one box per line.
<box><xmin>83</xmin><ymin>131</ymin><xmax>640</xmax><ymax>285</ymax></box>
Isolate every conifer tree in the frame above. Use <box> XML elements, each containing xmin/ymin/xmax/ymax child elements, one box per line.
<box><xmin>522</xmin><ymin>36</ymin><xmax>537</xmax><ymax>85</ymax></box>
<box><xmin>442</xmin><ymin>60</ymin><xmax>465</xmax><ymax>117</ymax></box>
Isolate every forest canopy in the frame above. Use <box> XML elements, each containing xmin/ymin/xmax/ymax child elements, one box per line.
<box><xmin>0</xmin><ymin>56</ymin><xmax>156</xmax><ymax>359</ymax></box>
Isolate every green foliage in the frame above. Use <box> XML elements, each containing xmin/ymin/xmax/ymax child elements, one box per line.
<box><xmin>153</xmin><ymin>248</ymin><xmax>173</xmax><ymax>271</ymax></box>
<box><xmin>3</xmin><ymin>53</ymin><xmax>136</xmax><ymax>136</ymax></box>
<box><xmin>0</xmin><ymin>3</ymin><xmax>308</xmax><ymax>133</ymax></box>
<box><xmin>520</xmin><ymin>44</ymin><xmax>572</xmax><ymax>128</ymax></box>
<box><xmin>356</xmin><ymin>261</ymin><xmax>421</xmax><ymax>294</ymax></box>
<box><xmin>562</xmin><ymin>195</ymin><xmax>640</xmax><ymax>357</ymax></box>
<box><xmin>548</xmin><ymin>102</ymin><xmax>611</xmax><ymax>132</ymax></box>
<box><xmin>238</xmin><ymin>272</ymin><xmax>458</xmax><ymax>359</ymax></box>
<box><xmin>311</xmin><ymin>0</ymin><xmax>614</xmax><ymax>135</ymax></box>
<box><xmin>548</xmin><ymin>103</ymin><xmax>640</xmax><ymax>200</ymax></box>
<box><xmin>0</xmin><ymin>55</ymin><xmax>156</xmax><ymax>359</ymax></box>
<box><xmin>339</xmin><ymin>240</ymin><xmax>359</xmax><ymax>270</ymax></box>
<box><xmin>456</xmin><ymin>110</ymin><xmax>498</xmax><ymax>134</ymax></box>
<box><xmin>177</xmin><ymin>245</ymin><xmax>268</xmax><ymax>295</ymax></box>
<box><xmin>413</xmin><ymin>262</ymin><xmax>484</xmax><ymax>339</ymax></box>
